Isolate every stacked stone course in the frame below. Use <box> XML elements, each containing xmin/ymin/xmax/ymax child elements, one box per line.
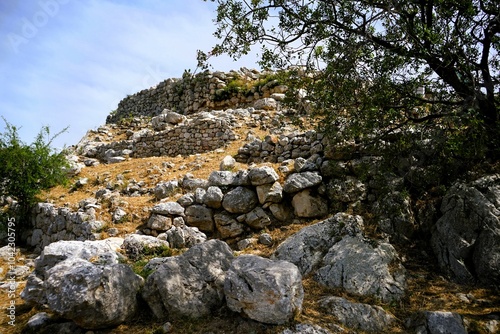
<box><xmin>107</xmin><ymin>68</ymin><xmax>287</xmax><ymax>124</ymax></box>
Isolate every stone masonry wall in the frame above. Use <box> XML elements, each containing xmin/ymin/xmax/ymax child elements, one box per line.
<box><xmin>133</xmin><ymin>114</ymin><xmax>236</xmax><ymax>158</ymax></box>
<box><xmin>28</xmin><ymin>202</ymin><xmax>102</xmax><ymax>253</ymax></box>
<box><xmin>79</xmin><ymin>110</ymin><xmax>239</xmax><ymax>162</ymax></box>
<box><xmin>106</xmin><ymin>68</ymin><xmax>287</xmax><ymax>124</ymax></box>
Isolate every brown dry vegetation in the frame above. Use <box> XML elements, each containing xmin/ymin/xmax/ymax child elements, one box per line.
<box><xmin>1</xmin><ymin>115</ymin><xmax>499</xmax><ymax>334</ymax></box>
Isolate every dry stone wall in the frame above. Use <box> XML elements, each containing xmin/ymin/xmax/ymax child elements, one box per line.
<box><xmin>28</xmin><ymin>202</ymin><xmax>102</xmax><ymax>253</ymax></box>
<box><xmin>134</xmin><ymin>113</ymin><xmax>236</xmax><ymax>158</ymax></box>
<box><xmin>235</xmin><ymin>130</ymin><xmax>325</xmax><ymax>163</ymax></box>
<box><xmin>78</xmin><ymin>110</ymin><xmax>238</xmax><ymax>162</ymax></box>
<box><xmin>107</xmin><ymin>68</ymin><xmax>287</xmax><ymax>124</ymax></box>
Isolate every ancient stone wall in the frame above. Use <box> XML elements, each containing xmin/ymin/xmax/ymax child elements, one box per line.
<box><xmin>28</xmin><ymin>202</ymin><xmax>102</xmax><ymax>253</ymax></box>
<box><xmin>107</xmin><ymin>68</ymin><xmax>287</xmax><ymax>124</ymax></box>
<box><xmin>79</xmin><ymin>110</ymin><xmax>239</xmax><ymax>162</ymax></box>
<box><xmin>235</xmin><ymin>130</ymin><xmax>325</xmax><ymax>163</ymax></box>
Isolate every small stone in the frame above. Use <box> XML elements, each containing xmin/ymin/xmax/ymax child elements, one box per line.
<box><xmin>237</xmin><ymin>238</ymin><xmax>257</xmax><ymax>250</ymax></box>
<box><xmin>259</xmin><ymin>233</ymin><xmax>273</xmax><ymax>246</ymax></box>
<box><xmin>220</xmin><ymin>155</ymin><xmax>236</xmax><ymax>171</ymax></box>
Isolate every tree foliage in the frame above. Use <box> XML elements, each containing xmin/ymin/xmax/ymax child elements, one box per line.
<box><xmin>0</xmin><ymin>118</ymin><xmax>69</xmax><ymax>236</ymax></box>
<box><xmin>202</xmin><ymin>0</ymin><xmax>500</xmax><ymax>161</ymax></box>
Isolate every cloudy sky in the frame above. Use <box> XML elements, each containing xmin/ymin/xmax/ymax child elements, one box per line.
<box><xmin>0</xmin><ymin>0</ymin><xmax>260</xmax><ymax>149</ymax></box>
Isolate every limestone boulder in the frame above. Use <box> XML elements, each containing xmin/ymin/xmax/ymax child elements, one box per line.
<box><xmin>151</xmin><ymin>202</ymin><xmax>185</xmax><ymax>216</ymax></box>
<box><xmin>142</xmin><ymin>240</ymin><xmax>234</xmax><ymax>319</ymax></box>
<box><xmin>273</xmin><ymin>213</ymin><xmax>364</xmax><ymax>275</ymax></box>
<box><xmin>147</xmin><ymin>214</ymin><xmax>173</xmax><ymax>231</ymax></box>
<box><xmin>319</xmin><ymin>296</ymin><xmax>396</xmax><ymax>332</ymax></box>
<box><xmin>177</xmin><ymin>193</ymin><xmax>195</xmax><ymax>207</ymax></box>
<box><xmin>112</xmin><ymin>207</ymin><xmax>128</xmax><ymax>223</ymax></box>
<box><xmin>256</xmin><ymin>181</ymin><xmax>283</xmax><ymax>204</ymax></box>
<box><xmin>164</xmin><ymin>110</ymin><xmax>186</xmax><ymax>124</ymax></box>
<box><xmin>222</xmin><ymin>187</ymin><xmax>258</xmax><ymax>213</ymax></box>
<box><xmin>244</xmin><ymin>207</ymin><xmax>272</xmax><ymax>229</ymax></box>
<box><xmin>153</xmin><ymin>180</ymin><xmax>179</xmax><ymax>200</ymax></box>
<box><xmin>32</xmin><ymin>238</ymin><xmax>124</xmax><ymax>273</ymax></box>
<box><xmin>203</xmin><ymin>186</ymin><xmax>224</xmax><ymax>209</ymax></box>
<box><xmin>208</xmin><ymin>171</ymin><xmax>237</xmax><ymax>186</ymax></box>
<box><xmin>407</xmin><ymin>311</ymin><xmax>467</xmax><ymax>334</ymax></box>
<box><xmin>269</xmin><ymin>203</ymin><xmax>293</xmax><ymax>222</ymax></box>
<box><xmin>181</xmin><ymin>174</ymin><xmax>208</xmax><ymax>190</ymax></box>
<box><xmin>373</xmin><ymin>190</ymin><xmax>417</xmax><ymax>242</ymax></box>
<box><xmin>315</xmin><ymin>235</ymin><xmax>406</xmax><ymax>302</ymax></box>
<box><xmin>283</xmin><ymin>172</ymin><xmax>322</xmax><ymax>193</ymax></box>
<box><xmin>44</xmin><ymin>258</ymin><xmax>143</xmax><ymax>329</ymax></box>
<box><xmin>294</xmin><ymin>157</ymin><xmax>318</xmax><ymax>172</ymax></box>
<box><xmin>21</xmin><ymin>238</ymin><xmax>124</xmax><ymax>306</ymax></box>
<box><xmin>254</xmin><ymin>98</ymin><xmax>277</xmax><ymax>110</ymax></box>
<box><xmin>214</xmin><ymin>212</ymin><xmax>245</xmax><ymax>239</ymax></box>
<box><xmin>220</xmin><ymin>155</ymin><xmax>236</xmax><ymax>171</ymax></box>
<box><xmin>185</xmin><ymin>205</ymin><xmax>214</xmax><ymax>233</ymax></box>
<box><xmin>248</xmin><ymin>166</ymin><xmax>279</xmax><ymax>185</ymax></box>
<box><xmin>225</xmin><ymin>255</ymin><xmax>304</xmax><ymax>325</ymax></box>
<box><xmin>431</xmin><ymin>175</ymin><xmax>500</xmax><ymax>286</ymax></box>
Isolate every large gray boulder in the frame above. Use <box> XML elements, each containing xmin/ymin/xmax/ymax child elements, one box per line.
<box><xmin>182</xmin><ymin>174</ymin><xmax>209</xmax><ymax>190</ymax></box>
<box><xmin>32</xmin><ymin>238</ymin><xmax>124</xmax><ymax>273</ymax></box>
<box><xmin>21</xmin><ymin>238</ymin><xmax>124</xmax><ymax>306</ymax></box>
<box><xmin>431</xmin><ymin>175</ymin><xmax>500</xmax><ymax>285</ymax></box>
<box><xmin>273</xmin><ymin>213</ymin><xmax>364</xmax><ymax>275</ymax></box>
<box><xmin>248</xmin><ymin>166</ymin><xmax>280</xmax><ymax>185</ymax></box>
<box><xmin>283</xmin><ymin>172</ymin><xmax>322</xmax><ymax>193</ymax></box>
<box><xmin>44</xmin><ymin>258</ymin><xmax>143</xmax><ymax>329</ymax></box>
<box><xmin>254</xmin><ymin>97</ymin><xmax>277</xmax><ymax>110</ymax></box>
<box><xmin>269</xmin><ymin>203</ymin><xmax>293</xmax><ymax>222</ymax></box>
<box><xmin>142</xmin><ymin>239</ymin><xmax>234</xmax><ymax>319</ymax></box>
<box><xmin>203</xmin><ymin>186</ymin><xmax>224</xmax><ymax>209</ymax></box>
<box><xmin>220</xmin><ymin>155</ymin><xmax>236</xmax><ymax>171</ymax></box>
<box><xmin>256</xmin><ymin>181</ymin><xmax>283</xmax><ymax>204</ymax></box>
<box><xmin>185</xmin><ymin>205</ymin><xmax>214</xmax><ymax>233</ymax></box>
<box><xmin>153</xmin><ymin>180</ymin><xmax>179</xmax><ymax>200</ymax></box>
<box><xmin>315</xmin><ymin>235</ymin><xmax>406</xmax><ymax>302</ymax></box>
<box><xmin>151</xmin><ymin>201</ymin><xmax>185</xmax><ymax>216</ymax></box>
<box><xmin>208</xmin><ymin>170</ymin><xmax>237</xmax><ymax>186</ymax></box>
<box><xmin>373</xmin><ymin>190</ymin><xmax>417</xmax><ymax>242</ymax></box>
<box><xmin>319</xmin><ymin>296</ymin><xmax>396</xmax><ymax>332</ymax></box>
<box><xmin>214</xmin><ymin>212</ymin><xmax>245</xmax><ymax>239</ymax></box>
<box><xmin>222</xmin><ymin>187</ymin><xmax>258</xmax><ymax>213</ymax></box>
<box><xmin>407</xmin><ymin>311</ymin><xmax>467</xmax><ymax>334</ymax></box>
<box><xmin>163</xmin><ymin>110</ymin><xmax>186</xmax><ymax>124</ymax></box>
<box><xmin>225</xmin><ymin>255</ymin><xmax>304</xmax><ymax>325</ymax></box>
<box><xmin>244</xmin><ymin>207</ymin><xmax>272</xmax><ymax>229</ymax></box>
<box><xmin>147</xmin><ymin>214</ymin><xmax>173</xmax><ymax>231</ymax></box>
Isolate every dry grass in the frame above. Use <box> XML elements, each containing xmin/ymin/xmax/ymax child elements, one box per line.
<box><xmin>0</xmin><ymin>250</ymin><xmax>34</xmax><ymax>334</ymax></box>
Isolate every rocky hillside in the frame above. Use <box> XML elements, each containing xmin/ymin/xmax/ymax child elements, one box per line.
<box><xmin>1</xmin><ymin>68</ymin><xmax>499</xmax><ymax>334</ymax></box>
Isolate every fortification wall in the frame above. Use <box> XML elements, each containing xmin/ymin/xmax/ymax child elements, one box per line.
<box><xmin>107</xmin><ymin>68</ymin><xmax>287</xmax><ymax>123</ymax></box>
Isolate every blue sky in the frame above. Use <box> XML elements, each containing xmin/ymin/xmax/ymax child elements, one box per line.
<box><xmin>0</xmin><ymin>0</ymin><xmax>260</xmax><ymax>149</ymax></box>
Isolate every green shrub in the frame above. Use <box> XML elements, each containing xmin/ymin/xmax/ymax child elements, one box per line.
<box><xmin>0</xmin><ymin>118</ymin><xmax>69</xmax><ymax>240</ymax></box>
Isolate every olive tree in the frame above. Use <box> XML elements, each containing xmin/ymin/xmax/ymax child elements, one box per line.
<box><xmin>201</xmin><ymin>0</ymin><xmax>499</xmax><ymax>163</ymax></box>
<box><xmin>0</xmin><ymin>118</ymin><xmax>69</xmax><ymax>239</ymax></box>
